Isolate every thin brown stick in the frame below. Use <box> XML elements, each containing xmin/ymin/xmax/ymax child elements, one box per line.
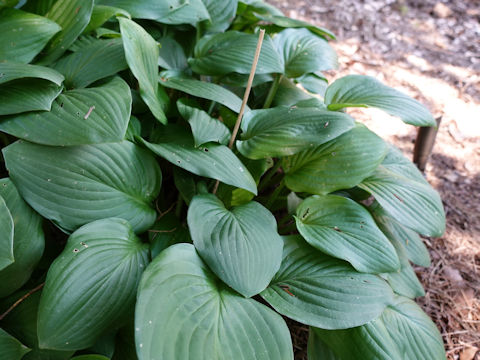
<box><xmin>0</xmin><ymin>282</ymin><xmax>44</xmax><ymax>321</ymax></box>
<box><xmin>212</xmin><ymin>29</ymin><xmax>265</xmax><ymax>195</ymax></box>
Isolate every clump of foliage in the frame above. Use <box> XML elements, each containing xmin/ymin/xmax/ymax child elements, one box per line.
<box><xmin>0</xmin><ymin>0</ymin><xmax>446</xmax><ymax>359</ymax></box>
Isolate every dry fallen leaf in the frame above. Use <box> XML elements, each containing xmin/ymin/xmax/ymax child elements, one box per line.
<box><xmin>459</xmin><ymin>347</ymin><xmax>478</xmax><ymax>360</ymax></box>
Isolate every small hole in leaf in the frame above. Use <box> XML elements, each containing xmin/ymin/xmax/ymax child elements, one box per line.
<box><xmin>73</xmin><ymin>248</ymin><xmax>79</xmax><ymax>253</ymax></box>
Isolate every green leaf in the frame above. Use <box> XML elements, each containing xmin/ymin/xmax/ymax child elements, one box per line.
<box><xmin>71</xmin><ymin>356</ymin><xmax>110</xmax><ymax>360</ymax></box>
<box><xmin>119</xmin><ymin>17</ymin><xmax>167</xmax><ymax>123</ymax></box>
<box><xmin>37</xmin><ymin>218</ymin><xmax>149</xmax><ymax>350</ymax></box>
<box><xmin>295</xmin><ymin>195</ymin><xmax>400</xmax><ymax>273</ymax></box>
<box><xmin>37</xmin><ymin>0</ymin><xmax>95</xmax><ymax>64</ymax></box>
<box><xmin>189</xmin><ymin>31</ymin><xmax>283</xmax><ymax>76</ymax></box>
<box><xmin>237</xmin><ymin>106</ymin><xmax>354</xmax><ymax>160</ymax></box>
<box><xmin>83</xmin><ymin>5</ymin><xmax>130</xmax><ymax>34</ymax></box>
<box><xmin>157</xmin><ymin>36</ymin><xmax>187</xmax><ymax>70</ymax></box>
<box><xmin>261</xmin><ymin>235</ymin><xmax>394</xmax><ymax>329</ymax></box>
<box><xmin>0</xmin><ymin>290</ymin><xmax>74</xmax><ymax>360</ymax></box>
<box><xmin>0</xmin><ymin>0</ymin><xmax>18</xmax><ymax>9</ymax></box>
<box><xmin>52</xmin><ymin>38</ymin><xmax>128</xmax><ymax>89</ymax></box>
<box><xmin>3</xmin><ymin>140</ymin><xmax>161</xmax><ymax>233</ymax></box>
<box><xmin>358</xmin><ymin>159</ymin><xmax>445</xmax><ymax>237</ymax></box>
<box><xmin>159</xmin><ymin>74</ymin><xmax>247</xmax><ymax>113</ymax></box>
<box><xmin>0</xmin><ymin>194</ymin><xmax>14</xmax><ymax>270</ymax></box>
<box><xmin>324</xmin><ymin>75</ymin><xmax>436</xmax><ymax>126</ymax></box>
<box><xmin>0</xmin><ymin>79</ymin><xmax>62</xmax><ymax>116</ymax></box>
<box><xmin>0</xmin><ymin>328</ymin><xmax>30</xmax><ymax>360</ymax></box>
<box><xmin>201</xmin><ymin>0</ymin><xmax>238</xmax><ymax>33</ymax></box>
<box><xmin>68</xmin><ymin>35</ymin><xmax>99</xmax><ymax>52</ymax></box>
<box><xmin>313</xmin><ymin>297</ymin><xmax>446</xmax><ymax>360</ymax></box>
<box><xmin>0</xmin><ymin>62</ymin><xmax>64</xmax><ymax>86</ymax></box>
<box><xmin>373</xmin><ymin>205</ymin><xmax>430</xmax><ymax>267</ymax></box>
<box><xmin>97</xmin><ymin>0</ymin><xmax>210</xmax><ymax>24</ymax></box>
<box><xmin>177</xmin><ymin>99</ymin><xmax>231</xmax><ymax>147</ymax></box>
<box><xmin>135</xmin><ymin>243</ymin><xmax>293</xmax><ymax>360</ymax></box>
<box><xmin>296</xmin><ymin>72</ymin><xmax>328</xmax><ymax>96</ymax></box>
<box><xmin>139</xmin><ymin>125</ymin><xmax>257</xmax><ymax>194</ymax></box>
<box><xmin>256</xmin><ymin>14</ymin><xmax>335</xmax><ymax>40</ymax></box>
<box><xmin>173</xmin><ymin>167</ymin><xmax>197</xmax><ymax>205</ymax></box>
<box><xmin>187</xmin><ymin>194</ymin><xmax>283</xmax><ymax>297</ymax></box>
<box><xmin>0</xmin><ymin>77</ymin><xmax>131</xmax><ymax>146</ymax></box>
<box><xmin>271</xmin><ymin>76</ymin><xmax>312</xmax><ymax>107</ymax></box>
<box><xmin>22</xmin><ymin>0</ymin><xmax>56</xmax><ymax>15</ymax></box>
<box><xmin>283</xmin><ymin>124</ymin><xmax>388</xmax><ymax>195</ymax></box>
<box><xmin>307</xmin><ymin>329</ymin><xmax>338</xmax><ymax>360</ymax></box>
<box><xmin>0</xmin><ymin>8</ymin><xmax>61</xmax><ymax>63</ymax></box>
<box><xmin>0</xmin><ymin>178</ymin><xmax>44</xmax><ymax>298</ymax></box>
<box><xmin>274</xmin><ymin>28</ymin><xmax>337</xmax><ymax>78</ymax></box>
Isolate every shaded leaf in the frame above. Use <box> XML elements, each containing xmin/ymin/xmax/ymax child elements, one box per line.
<box><xmin>324</xmin><ymin>75</ymin><xmax>436</xmax><ymax>126</ymax></box>
<box><xmin>237</xmin><ymin>106</ymin><xmax>355</xmax><ymax>159</ymax></box>
<box><xmin>37</xmin><ymin>0</ymin><xmax>95</xmax><ymax>64</ymax></box>
<box><xmin>37</xmin><ymin>218</ymin><xmax>149</xmax><ymax>350</ymax></box>
<box><xmin>52</xmin><ymin>38</ymin><xmax>128</xmax><ymax>89</ymax></box>
<box><xmin>296</xmin><ymin>195</ymin><xmax>400</xmax><ymax>273</ymax></box>
<box><xmin>157</xmin><ymin>36</ymin><xmax>187</xmax><ymax>70</ymax></box>
<box><xmin>177</xmin><ymin>99</ymin><xmax>231</xmax><ymax>146</ymax></box>
<box><xmin>139</xmin><ymin>124</ymin><xmax>257</xmax><ymax>194</ymax></box>
<box><xmin>0</xmin><ymin>328</ymin><xmax>30</xmax><ymax>360</ymax></box>
<box><xmin>0</xmin><ymin>178</ymin><xmax>44</xmax><ymax>298</ymax></box>
<box><xmin>256</xmin><ymin>14</ymin><xmax>335</xmax><ymax>39</ymax></box>
<box><xmin>159</xmin><ymin>74</ymin><xmax>246</xmax><ymax>113</ymax></box>
<box><xmin>0</xmin><ymin>8</ymin><xmax>60</xmax><ymax>63</ymax></box>
<box><xmin>189</xmin><ymin>31</ymin><xmax>283</xmax><ymax>76</ymax></box>
<box><xmin>135</xmin><ymin>243</ymin><xmax>293</xmax><ymax>360</ymax></box>
<box><xmin>0</xmin><ymin>194</ymin><xmax>14</xmax><ymax>270</ymax></box>
<box><xmin>201</xmin><ymin>0</ymin><xmax>238</xmax><ymax>33</ymax></box>
<box><xmin>119</xmin><ymin>17</ymin><xmax>167</xmax><ymax>123</ymax></box>
<box><xmin>0</xmin><ymin>77</ymin><xmax>131</xmax><ymax>145</ymax></box>
<box><xmin>261</xmin><ymin>235</ymin><xmax>394</xmax><ymax>329</ymax></box>
<box><xmin>283</xmin><ymin>124</ymin><xmax>387</xmax><ymax>195</ymax></box>
<box><xmin>307</xmin><ymin>329</ymin><xmax>338</xmax><ymax>360</ymax></box>
<box><xmin>83</xmin><ymin>5</ymin><xmax>130</xmax><ymax>34</ymax></box>
<box><xmin>3</xmin><ymin>140</ymin><xmax>162</xmax><ymax>233</ymax></box>
<box><xmin>187</xmin><ymin>194</ymin><xmax>283</xmax><ymax>297</ymax></box>
<box><xmin>274</xmin><ymin>28</ymin><xmax>337</xmax><ymax>78</ymax></box>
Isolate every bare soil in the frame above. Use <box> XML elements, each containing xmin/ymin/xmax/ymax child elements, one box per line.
<box><xmin>267</xmin><ymin>0</ymin><xmax>480</xmax><ymax>358</ymax></box>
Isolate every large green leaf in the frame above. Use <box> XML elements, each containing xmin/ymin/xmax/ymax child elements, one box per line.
<box><xmin>0</xmin><ymin>178</ymin><xmax>44</xmax><ymax>298</ymax></box>
<box><xmin>0</xmin><ymin>79</ymin><xmax>62</xmax><ymax>116</ymax></box>
<box><xmin>37</xmin><ymin>0</ymin><xmax>95</xmax><ymax>64</ymax></box>
<box><xmin>373</xmin><ymin>205</ymin><xmax>430</xmax><ymax>267</ymax></box>
<box><xmin>119</xmin><ymin>17</ymin><xmax>167</xmax><ymax>123</ymax></box>
<box><xmin>261</xmin><ymin>235</ymin><xmax>394</xmax><ymax>329</ymax></box>
<box><xmin>177</xmin><ymin>99</ymin><xmax>231</xmax><ymax>147</ymax></box>
<box><xmin>97</xmin><ymin>0</ymin><xmax>210</xmax><ymax>24</ymax></box>
<box><xmin>0</xmin><ymin>8</ymin><xmax>60</xmax><ymax>63</ymax></box>
<box><xmin>237</xmin><ymin>106</ymin><xmax>354</xmax><ymax>159</ymax></box>
<box><xmin>0</xmin><ymin>194</ymin><xmax>14</xmax><ymax>270</ymax></box>
<box><xmin>256</xmin><ymin>14</ymin><xmax>335</xmax><ymax>40</ymax></box>
<box><xmin>307</xmin><ymin>329</ymin><xmax>338</xmax><ymax>360</ymax></box>
<box><xmin>71</xmin><ymin>356</ymin><xmax>110</xmax><ymax>360</ymax></box>
<box><xmin>359</xmin><ymin>167</ymin><xmax>445</xmax><ymax>238</ymax></box>
<box><xmin>159</xmin><ymin>74</ymin><xmax>247</xmax><ymax>113</ymax></box>
<box><xmin>324</xmin><ymin>75</ymin><xmax>436</xmax><ymax>126</ymax></box>
<box><xmin>139</xmin><ymin>125</ymin><xmax>257</xmax><ymax>194</ymax></box>
<box><xmin>157</xmin><ymin>36</ymin><xmax>187</xmax><ymax>70</ymax></box>
<box><xmin>189</xmin><ymin>31</ymin><xmax>283</xmax><ymax>76</ymax></box>
<box><xmin>274</xmin><ymin>28</ymin><xmax>337</xmax><ymax>78</ymax></box>
<box><xmin>135</xmin><ymin>243</ymin><xmax>293</xmax><ymax>360</ymax></box>
<box><xmin>3</xmin><ymin>140</ymin><xmax>162</xmax><ymax>233</ymax></box>
<box><xmin>313</xmin><ymin>297</ymin><xmax>446</xmax><ymax>360</ymax></box>
<box><xmin>187</xmin><ymin>194</ymin><xmax>283</xmax><ymax>297</ymax></box>
<box><xmin>0</xmin><ymin>62</ymin><xmax>64</xmax><ymax>85</ymax></box>
<box><xmin>52</xmin><ymin>38</ymin><xmax>128</xmax><ymax>89</ymax></box>
<box><xmin>295</xmin><ymin>195</ymin><xmax>400</xmax><ymax>273</ymax></box>
<box><xmin>0</xmin><ymin>77</ymin><xmax>131</xmax><ymax>146</ymax></box>
<box><xmin>283</xmin><ymin>124</ymin><xmax>387</xmax><ymax>194</ymax></box>
<box><xmin>83</xmin><ymin>5</ymin><xmax>130</xmax><ymax>34</ymax></box>
<box><xmin>0</xmin><ymin>328</ymin><xmax>30</xmax><ymax>360</ymax></box>
<box><xmin>37</xmin><ymin>218</ymin><xmax>149</xmax><ymax>350</ymax></box>
<box><xmin>0</xmin><ymin>290</ymin><xmax>74</xmax><ymax>360</ymax></box>
<box><xmin>202</xmin><ymin>0</ymin><xmax>237</xmax><ymax>33</ymax></box>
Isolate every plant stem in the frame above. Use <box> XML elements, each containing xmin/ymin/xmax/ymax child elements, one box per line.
<box><xmin>263</xmin><ymin>73</ymin><xmax>282</xmax><ymax>109</ymax></box>
<box><xmin>266</xmin><ymin>180</ymin><xmax>285</xmax><ymax>209</ymax></box>
<box><xmin>0</xmin><ymin>283</ymin><xmax>44</xmax><ymax>321</ymax></box>
<box><xmin>213</xmin><ymin>29</ymin><xmax>266</xmax><ymax>195</ymax></box>
<box><xmin>258</xmin><ymin>160</ymin><xmax>282</xmax><ymax>192</ymax></box>
<box><xmin>175</xmin><ymin>193</ymin><xmax>183</xmax><ymax>217</ymax></box>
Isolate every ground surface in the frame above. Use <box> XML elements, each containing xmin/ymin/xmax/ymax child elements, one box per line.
<box><xmin>266</xmin><ymin>0</ymin><xmax>480</xmax><ymax>359</ymax></box>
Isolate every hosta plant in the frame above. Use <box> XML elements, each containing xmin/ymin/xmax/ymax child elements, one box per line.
<box><xmin>0</xmin><ymin>0</ymin><xmax>446</xmax><ymax>359</ymax></box>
